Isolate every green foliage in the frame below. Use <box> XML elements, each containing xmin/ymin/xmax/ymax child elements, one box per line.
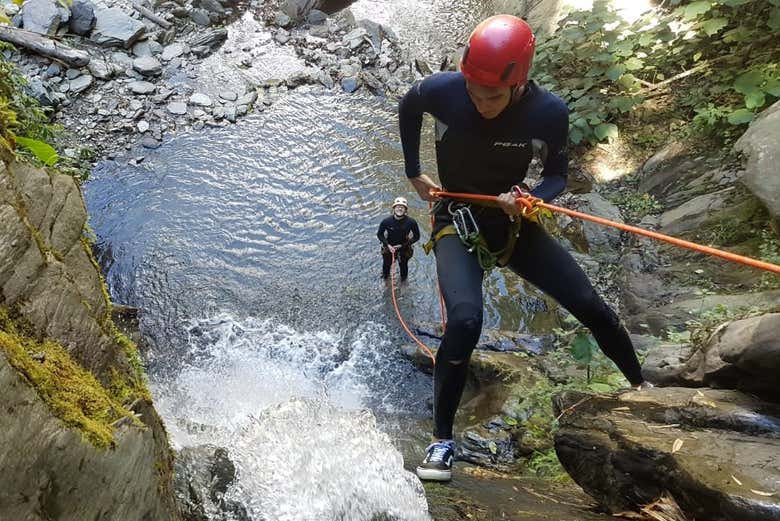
<box><xmin>534</xmin><ymin>0</ymin><xmax>780</xmax><ymax>145</ymax></box>
<box><xmin>527</xmin><ymin>449</ymin><xmax>570</xmax><ymax>482</ymax></box>
<box><xmin>757</xmin><ymin>229</ymin><xmax>780</xmax><ymax>288</ymax></box>
<box><xmin>0</xmin><ymin>43</ymin><xmax>60</xmax><ymax>162</ymax></box>
<box><xmin>613</xmin><ymin>192</ymin><xmax>664</xmax><ymax>222</ymax></box>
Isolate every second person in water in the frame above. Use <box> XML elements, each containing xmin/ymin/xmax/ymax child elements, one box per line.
<box><xmin>377</xmin><ymin>197</ymin><xmax>421</xmax><ymax>281</ymax></box>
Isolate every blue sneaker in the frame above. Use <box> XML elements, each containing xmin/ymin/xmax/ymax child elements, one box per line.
<box><xmin>416</xmin><ymin>440</ymin><xmax>455</xmax><ymax>481</ymax></box>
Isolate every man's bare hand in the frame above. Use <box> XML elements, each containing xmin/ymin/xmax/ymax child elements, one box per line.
<box><xmin>497</xmin><ymin>192</ymin><xmax>522</xmax><ymax>217</ymax></box>
<box><xmin>409</xmin><ymin>175</ymin><xmax>442</xmax><ymax>202</ymax></box>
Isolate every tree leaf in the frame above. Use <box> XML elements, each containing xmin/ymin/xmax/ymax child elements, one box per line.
<box><xmin>488</xmin><ymin>441</ymin><xmax>498</xmax><ymax>455</ymax></box>
<box><xmin>764</xmin><ymin>78</ymin><xmax>780</xmax><ymax>98</ymax></box>
<box><xmin>727</xmin><ymin>108</ymin><xmax>754</xmax><ymax>125</ymax></box>
<box><xmin>744</xmin><ymin>90</ymin><xmax>765</xmax><ymax>109</ymax></box>
<box><xmin>606</xmin><ymin>64</ymin><xmax>626</xmax><ymax>81</ymax></box>
<box><xmin>672</xmin><ymin>438</ymin><xmax>684</xmax><ymax>453</ymax></box>
<box><xmin>14</xmin><ymin>136</ymin><xmax>59</xmax><ymax>166</ymax></box>
<box><xmin>683</xmin><ymin>1</ymin><xmax>712</xmax><ymax>21</ymax></box>
<box><xmin>701</xmin><ymin>17</ymin><xmax>728</xmax><ymax>36</ymax></box>
<box><xmin>569</xmin><ymin>126</ymin><xmax>584</xmax><ymax>145</ymax></box>
<box><xmin>623</xmin><ymin>57</ymin><xmax>644</xmax><ymax>71</ymax></box>
<box><xmin>733</xmin><ymin>70</ymin><xmax>763</xmax><ymax>94</ymax></box>
<box><xmin>594</xmin><ymin>122</ymin><xmax>619</xmax><ymax>140</ymax></box>
<box><xmin>570</xmin><ymin>331</ymin><xmax>597</xmax><ymax>364</ymax></box>
<box><xmin>589</xmin><ymin>382</ymin><xmax>613</xmax><ymax>393</ymax></box>
<box><xmin>504</xmin><ymin>416</ymin><xmax>518</xmax><ymax>426</ymax></box>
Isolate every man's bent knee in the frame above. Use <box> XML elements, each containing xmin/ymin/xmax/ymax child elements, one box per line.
<box><xmin>438</xmin><ymin>303</ymin><xmax>483</xmax><ymax>362</ymax></box>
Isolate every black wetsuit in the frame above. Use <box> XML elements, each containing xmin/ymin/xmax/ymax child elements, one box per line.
<box><xmin>399</xmin><ymin>72</ymin><xmax>643</xmax><ymax>440</ymax></box>
<box><xmin>377</xmin><ymin>215</ymin><xmax>421</xmax><ymax>280</ymax></box>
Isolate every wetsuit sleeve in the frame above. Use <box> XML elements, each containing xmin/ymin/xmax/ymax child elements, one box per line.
<box><xmin>407</xmin><ymin>220</ymin><xmax>421</xmax><ymax>245</ymax></box>
<box><xmin>399</xmin><ymin>79</ymin><xmax>434</xmax><ymax>179</ymax></box>
<box><xmin>377</xmin><ymin>219</ymin><xmax>388</xmax><ymax>246</ymax></box>
<box><xmin>530</xmin><ymin>101</ymin><xmax>569</xmax><ymax>202</ymax></box>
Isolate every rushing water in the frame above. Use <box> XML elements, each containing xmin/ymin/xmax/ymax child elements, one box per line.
<box><xmin>84</xmin><ymin>3</ymin><xmax>564</xmax><ymax>519</ymax></box>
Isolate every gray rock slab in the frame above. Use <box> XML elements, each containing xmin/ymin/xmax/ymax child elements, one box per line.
<box><xmin>91</xmin><ymin>7</ymin><xmax>146</xmax><ymax>48</ymax></box>
<box><xmin>128</xmin><ymin>80</ymin><xmax>156</xmax><ymax>94</ymax></box>
<box><xmin>133</xmin><ymin>56</ymin><xmax>162</xmax><ymax>76</ymax></box>
<box><xmin>161</xmin><ymin>42</ymin><xmax>185</xmax><ymax>61</ymax></box>
<box><xmin>21</xmin><ymin>0</ymin><xmax>61</xmax><ymax>36</ymax></box>
<box><xmin>735</xmin><ymin>100</ymin><xmax>780</xmax><ymax>223</ymax></box>
<box><xmin>189</xmin><ymin>93</ymin><xmax>211</xmax><ymax>106</ymax></box>
<box><xmin>166</xmin><ymin>101</ymin><xmax>187</xmax><ymax>114</ymax></box>
<box><xmin>68</xmin><ymin>74</ymin><xmax>92</xmax><ymax>94</ymax></box>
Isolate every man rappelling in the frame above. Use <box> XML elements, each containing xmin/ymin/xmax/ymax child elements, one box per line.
<box><xmin>398</xmin><ymin>14</ymin><xmax>652</xmax><ymax>483</ymax></box>
<box><xmin>377</xmin><ymin>197</ymin><xmax>421</xmax><ymax>281</ymax></box>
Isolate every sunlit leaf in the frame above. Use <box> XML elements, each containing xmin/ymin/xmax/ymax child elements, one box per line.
<box><xmin>731</xmin><ymin>475</ymin><xmax>743</xmax><ymax>486</ymax></box>
<box><xmin>733</xmin><ymin>70</ymin><xmax>763</xmax><ymax>94</ymax></box>
<box><xmin>744</xmin><ymin>90</ymin><xmax>765</xmax><ymax>109</ymax></box>
<box><xmin>683</xmin><ymin>1</ymin><xmax>712</xmax><ymax>21</ymax></box>
<box><xmin>15</xmin><ymin>136</ymin><xmax>58</xmax><ymax>166</ymax></box>
<box><xmin>504</xmin><ymin>416</ymin><xmax>518</xmax><ymax>426</ymax></box>
<box><xmin>764</xmin><ymin>78</ymin><xmax>780</xmax><ymax>97</ymax></box>
<box><xmin>588</xmin><ymin>382</ymin><xmax>613</xmax><ymax>393</ymax></box>
<box><xmin>671</xmin><ymin>438</ymin><xmax>684</xmax><ymax>453</ymax></box>
<box><xmin>701</xmin><ymin>17</ymin><xmax>728</xmax><ymax>36</ymax></box>
<box><xmin>570</xmin><ymin>331</ymin><xmax>597</xmax><ymax>364</ymax></box>
<box><xmin>488</xmin><ymin>441</ymin><xmax>498</xmax><ymax>455</ymax></box>
<box><xmin>594</xmin><ymin>122</ymin><xmax>619</xmax><ymax>140</ymax></box>
<box><xmin>727</xmin><ymin>108</ymin><xmax>754</xmax><ymax>125</ymax></box>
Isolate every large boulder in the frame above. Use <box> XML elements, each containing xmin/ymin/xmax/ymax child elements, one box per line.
<box><xmin>644</xmin><ymin>313</ymin><xmax>780</xmax><ymax>401</ymax></box>
<box><xmin>91</xmin><ymin>7</ymin><xmax>146</xmax><ymax>48</ymax></box>
<box><xmin>572</xmin><ymin>192</ymin><xmax>624</xmax><ymax>260</ymax></box>
<box><xmin>659</xmin><ymin>186</ymin><xmax>735</xmax><ymax>235</ymax></box>
<box><xmin>69</xmin><ymin>0</ymin><xmax>95</xmax><ymax>36</ymax></box>
<box><xmin>0</xmin><ymin>159</ymin><xmax>180</xmax><ymax>520</ymax></box>
<box><xmin>554</xmin><ymin>387</ymin><xmax>780</xmax><ymax>520</ymax></box>
<box><xmin>21</xmin><ymin>0</ymin><xmax>62</xmax><ymax>35</ymax></box>
<box><xmin>735</xmin><ymin>100</ymin><xmax>780</xmax><ymax>226</ymax></box>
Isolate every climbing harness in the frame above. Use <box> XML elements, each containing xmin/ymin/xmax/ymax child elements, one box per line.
<box><xmin>423</xmin><ymin>197</ymin><xmax>530</xmax><ymax>272</ymax></box>
<box><xmin>430</xmin><ymin>190</ymin><xmax>780</xmax><ymax>276</ymax></box>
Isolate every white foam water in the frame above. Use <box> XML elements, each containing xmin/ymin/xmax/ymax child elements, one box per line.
<box><xmin>152</xmin><ymin>313</ymin><xmax>431</xmax><ymax>521</ymax></box>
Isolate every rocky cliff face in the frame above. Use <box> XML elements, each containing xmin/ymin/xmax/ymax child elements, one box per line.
<box><xmin>0</xmin><ymin>151</ymin><xmax>180</xmax><ymax>521</ymax></box>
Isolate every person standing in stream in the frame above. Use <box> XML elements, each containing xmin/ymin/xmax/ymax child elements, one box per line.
<box><xmin>377</xmin><ymin>196</ymin><xmax>421</xmax><ymax>281</ymax></box>
<box><xmin>398</xmin><ymin>14</ymin><xmax>651</xmax><ymax>482</ymax></box>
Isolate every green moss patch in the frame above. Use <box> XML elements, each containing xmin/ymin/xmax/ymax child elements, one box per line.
<box><xmin>0</xmin><ymin>306</ymin><xmax>136</xmax><ymax>449</ymax></box>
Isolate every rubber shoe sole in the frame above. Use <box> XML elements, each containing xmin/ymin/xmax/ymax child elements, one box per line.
<box><xmin>416</xmin><ymin>466</ymin><xmax>452</xmax><ymax>482</ymax></box>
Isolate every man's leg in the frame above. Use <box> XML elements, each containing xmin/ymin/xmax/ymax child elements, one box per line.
<box><xmin>432</xmin><ymin>236</ymin><xmax>485</xmax><ymax>439</ymax></box>
<box><xmin>507</xmin><ymin>222</ymin><xmax>644</xmax><ymax>385</ymax></box>
<box><xmin>399</xmin><ymin>248</ymin><xmax>411</xmax><ymax>280</ymax></box>
<box><xmin>382</xmin><ymin>251</ymin><xmax>392</xmax><ymax>279</ymax></box>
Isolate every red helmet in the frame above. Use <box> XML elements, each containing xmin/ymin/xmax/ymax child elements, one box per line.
<box><xmin>460</xmin><ymin>15</ymin><xmax>536</xmax><ymax>87</ymax></box>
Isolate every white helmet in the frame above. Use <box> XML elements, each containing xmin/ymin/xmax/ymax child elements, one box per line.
<box><xmin>392</xmin><ymin>197</ymin><xmax>408</xmax><ymax>209</ymax></box>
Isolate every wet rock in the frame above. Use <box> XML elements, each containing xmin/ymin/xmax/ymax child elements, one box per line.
<box><xmin>161</xmin><ymin>42</ymin><xmax>185</xmax><ymax>61</ymax></box>
<box><xmin>68</xmin><ymin>74</ymin><xmax>92</xmax><ymax>94</ymax></box>
<box><xmin>189</xmin><ymin>8</ymin><xmax>211</xmax><ymax>26</ymax></box>
<box><xmin>3</xmin><ymin>2</ymin><xmax>20</xmax><ymax>16</ymax></box>
<box><xmin>554</xmin><ymin>387</ymin><xmax>780</xmax><ymax>520</ymax></box>
<box><xmin>132</xmin><ymin>39</ymin><xmax>154</xmax><ymax>58</ymax></box>
<box><xmin>21</xmin><ymin>0</ymin><xmax>61</xmax><ymax>36</ymax></box>
<box><xmin>69</xmin><ymin>0</ymin><xmax>95</xmax><ymax>35</ymax></box>
<box><xmin>174</xmin><ymin>445</ymin><xmax>249</xmax><ymax>521</ymax></box>
<box><xmin>133</xmin><ymin>56</ymin><xmax>162</xmax><ymax>76</ymax></box>
<box><xmin>224</xmin><ymin>104</ymin><xmax>236</xmax><ymax>123</ymax></box>
<box><xmin>128</xmin><ymin>80</ymin><xmax>156</xmax><ymax>94</ymax></box>
<box><xmin>137</xmin><ymin>120</ymin><xmax>150</xmax><ymax>133</ymax></box>
<box><xmin>25</xmin><ymin>77</ymin><xmax>56</xmax><ymax>106</ymax></box>
<box><xmin>459</xmin><ymin>423</ymin><xmax>518</xmax><ymax>468</ymax></box>
<box><xmin>307</xmin><ymin>8</ymin><xmax>326</xmax><ymax>24</ymax></box>
<box><xmin>166</xmin><ymin>101</ymin><xmax>187</xmax><ymax>115</ymax></box>
<box><xmin>735</xmin><ymin>100</ymin><xmax>780</xmax><ymax>225</ymax></box>
<box><xmin>111</xmin><ymin>51</ymin><xmax>134</xmax><ymax>69</ymax></box>
<box><xmin>188</xmin><ymin>28</ymin><xmax>227</xmax><ymax>56</ymax></box>
<box><xmin>219</xmin><ymin>90</ymin><xmax>237</xmax><ymax>102</ymax></box>
<box><xmin>274</xmin><ymin>11</ymin><xmax>291</xmax><ymax>27</ymax></box>
<box><xmin>641</xmin><ymin>342</ymin><xmax>696</xmax><ymax>385</ymax></box>
<box><xmin>280</xmin><ymin>0</ymin><xmax>318</xmax><ymax>19</ymax></box>
<box><xmin>342</xmin><ymin>27</ymin><xmax>366</xmax><ymax>49</ymax></box>
<box><xmin>237</xmin><ymin>90</ymin><xmax>256</xmax><ymax>106</ymax></box>
<box><xmin>65</xmin><ymin>68</ymin><xmax>81</xmax><ymax>80</ymax></box>
<box><xmin>189</xmin><ymin>92</ymin><xmax>212</xmax><ymax>106</ymax></box>
<box><xmin>44</xmin><ymin>63</ymin><xmax>61</xmax><ymax>78</ymax></box>
<box><xmin>340</xmin><ymin>76</ymin><xmax>360</xmax><ymax>93</ymax></box>
<box><xmin>141</xmin><ymin>136</ymin><xmax>161</xmax><ymax>148</ymax></box>
<box><xmin>91</xmin><ymin>8</ymin><xmax>146</xmax><ymax>48</ymax></box>
<box><xmin>87</xmin><ymin>58</ymin><xmax>112</xmax><ymax>80</ymax></box>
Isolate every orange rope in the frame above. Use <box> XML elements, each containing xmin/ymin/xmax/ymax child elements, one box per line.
<box><xmin>389</xmin><ymin>249</ymin><xmax>436</xmax><ymax>364</ymax></box>
<box><xmin>431</xmin><ymin>190</ymin><xmax>780</xmax><ymax>276</ymax></box>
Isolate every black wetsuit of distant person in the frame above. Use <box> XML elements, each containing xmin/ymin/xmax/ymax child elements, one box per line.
<box><xmin>377</xmin><ymin>209</ymin><xmax>421</xmax><ymax>281</ymax></box>
<box><xmin>399</xmin><ymin>72</ymin><xmax>645</xmax><ymax>442</ymax></box>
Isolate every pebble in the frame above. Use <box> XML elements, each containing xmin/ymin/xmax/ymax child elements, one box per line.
<box><xmin>167</xmin><ymin>101</ymin><xmax>187</xmax><ymax>115</ymax></box>
<box><xmin>340</xmin><ymin>76</ymin><xmax>361</xmax><ymax>93</ymax></box>
<box><xmin>141</xmin><ymin>137</ymin><xmax>161</xmax><ymax>149</ymax></box>
<box><xmin>69</xmin><ymin>74</ymin><xmax>93</xmax><ymax>94</ymax></box>
<box><xmin>219</xmin><ymin>91</ymin><xmax>237</xmax><ymax>102</ymax></box>
<box><xmin>133</xmin><ymin>56</ymin><xmax>162</xmax><ymax>76</ymax></box>
<box><xmin>189</xmin><ymin>92</ymin><xmax>212</xmax><ymax>106</ymax></box>
<box><xmin>162</xmin><ymin>43</ymin><xmax>185</xmax><ymax>61</ymax></box>
<box><xmin>128</xmin><ymin>81</ymin><xmax>156</xmax><ymax>94</ymax></box>
<box><xmin>66</xmin><ymin>68</ymin><xmax>81</xmax><ymax>80</ymax></box>
<box><xmin>137</xmin><ymin>120</ymin><xmax>150</xmax><ymax>133</ymax></box>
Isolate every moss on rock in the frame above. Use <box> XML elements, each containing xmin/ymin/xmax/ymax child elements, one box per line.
<box><xmin>0</xmin><ymin>306</ymin><xmax>140</xmax><ymax>449</ymax></box>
